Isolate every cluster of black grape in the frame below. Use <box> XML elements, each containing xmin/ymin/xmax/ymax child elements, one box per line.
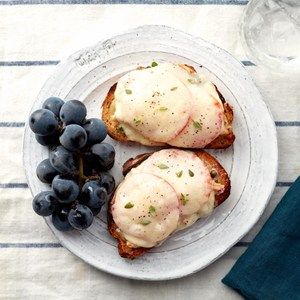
<box><xmin>29</xmin><ymin>97</ymin><xmax>115</xmax><ymax>231</ymax></box>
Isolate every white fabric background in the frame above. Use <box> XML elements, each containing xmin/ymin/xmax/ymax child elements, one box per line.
<box><xmin>0</xmin><ymin>2</ymin><xmax>299</xmax><ymax>299</ymax></box>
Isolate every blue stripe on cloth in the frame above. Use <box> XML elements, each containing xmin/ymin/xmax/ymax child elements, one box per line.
<box><xmin>0</xmin><ymin>243</ymin><xmax>62</xmax><ymax>248</ymax></box>
<box><xmin>241</xmin><ymin>60</ymin><xmax>255</xmax><ymax>66</ymax></box>
<box><xmin>0</xmin><ymin>242</ymin><xmax>252</xmax><ymax>248</ymax></box>
<box><xmin>0</xmin><ymin>182</ymin><xmax>292</xmax><ymax>188</ymax></box>
<box><xmin>0</xmin><ymin>61</ymin><xmax>60</xmax><ymax>66</ymax></box>
<box><xmin>0</xmin><ymin>183</ymin><xmax>28</xmax><ymax>188</ymax></box>
<box><xmin>0</xmin><ymin>0</ymin><xmax>249</xmax><ymax>5</ymax></box>
<box><xmin>0</xmin><ymin>122</ymin><xmax>25</xmax><ymax>127</ymax></box>
<box><xmin>276</xmin><ymin>182</ymin><xmax>293</xmax><ymax>187</ymax></box>
<box><xmin>275</xmin><ymin>121</ymin><xmax>300</xmax><ymax>127</ymax></box>
<box><xmin>0</xmin><ymin>60</ymin><xmax>254</xmax><ymax>66</ymax></box>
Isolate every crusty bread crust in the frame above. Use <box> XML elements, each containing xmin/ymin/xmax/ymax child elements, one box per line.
<box><xmin>204</xmin><ymin>103</ymin><xmax>235</xmax><ymax>149</ymax></box>
<box><xmin>108</xmin><ymin>150</ymin><xmax>231</xmax><ymax>259</ymax></box>
<box><xmin>101</xmin><ymin>65</ymin><xmax>235</xmax><ymax>149</ymax></box>
<box><xmin>102</xmin><ymin>83</ymin><xmax>129</xmax><ymax>142</ymax></box>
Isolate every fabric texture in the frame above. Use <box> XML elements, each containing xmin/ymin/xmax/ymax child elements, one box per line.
<box><xmin>1</xmin><ymin>2</ymin><xmax>299</xmax><ymax>299</ymax></box>
<box><xmin>222</xmin><ymin>177</ymin><xmax>300</xmax><ymax>300</ymax></box>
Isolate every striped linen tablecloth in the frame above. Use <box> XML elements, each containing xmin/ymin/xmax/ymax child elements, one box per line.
<box><xmin>0</xmin><ymin>0</ymin><xmax>299</xmax><ymax>299</ymax></box>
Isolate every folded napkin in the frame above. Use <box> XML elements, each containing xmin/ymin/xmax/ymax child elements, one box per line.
<box><xmin>222</xmin><ymin>177</ymin><xmax>300</xmax><ymax>300</ymax></box>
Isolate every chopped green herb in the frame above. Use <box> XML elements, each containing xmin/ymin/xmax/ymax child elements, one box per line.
<box><xmin>187</xmin><ymin>78</ymin><xmax>198</xmax><ymax>84</ymax></box>
<box><xmin>156</xmin><ymin>163</ymin><xmax>169</xmax><ymax>169</ymax></box>
<box><xmin>124</xmin><ymin>202</ymin><xmax>134</xmax><ymax>209</ymax></box>
<box><xmin>180</xmin><ymin>193</ymin><xmax>189</xmax><ymax>206</ymax></box>
<box><xmin>117</xmin><ymin>125</ymin><xmax>124</xmax><ymax>132</ymax></box>
<box><xmin>148</xmin><ymin>205</ymin><xmax>156</xmax><ymax>215</ymax></box>
<box><xmin>188</xmin><ymin>169</ymin><xmax>194</xmax><ymax>177</ymax></box>
<box><xmin>192</xmin><ymin>120</ymin><xmax>202</xmax><ymax>130</ymax></box>
<box><xmin>140</xmin><ymin>220</ymin><xmax>151</xmax><ymax>225</ymax></box>
<box><xmin>151</xmin><ymin>61</ymin><xmax>158</xmax><ymax>67</ymax></box>
<box><xmin>159</xmin><ymin>107</ymin><xmax>168</xmax><ymax>111</ymax></box>
<box><xmin>176</xmin><ymin>170</ymin><xmax>183</xmax><ymax>178</ymax></box>
<box><xmin>170</xmin><ymin>87</ymin><xmax>178</xmax><ymax>91</ymax></box>
<box><xmin>125</xmin><ymin>89</ymin><xmax>132</xmax><ymax>95</ymax></box>
<box><xmin>133</xmin><ymin>117</ymin><xmax>141</xmax><ymax>125</ymax></box>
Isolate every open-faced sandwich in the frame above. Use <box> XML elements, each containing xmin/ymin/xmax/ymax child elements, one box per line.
<box><xmin>102</xmin><ymin>63</ymin><xmax>235</xmax><ymax>149</ymax></box>
<box><xmin>108</xmin><ymin>149</ymin><xmax>230</xmax><ymax>259</ymax></box>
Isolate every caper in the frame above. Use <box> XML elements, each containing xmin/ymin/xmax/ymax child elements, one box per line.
<box><xmin>210</xmin><ymin>169</ymin><xmax>218</xmax><ymax>179</ymax></box>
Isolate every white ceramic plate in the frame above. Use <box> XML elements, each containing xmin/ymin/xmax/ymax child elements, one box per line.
<box><xmin>23</xmin><ymin>25</ymin><xmax>278</xmax><ymax>280</ymax></box>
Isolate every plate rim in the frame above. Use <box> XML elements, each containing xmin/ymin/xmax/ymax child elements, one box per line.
<box><xmin>22</xmin><ymin>25</ymin><xmax>278</xmax><ymax>281</ymax></box>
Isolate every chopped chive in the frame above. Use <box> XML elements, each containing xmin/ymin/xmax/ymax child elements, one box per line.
<box><xmin>133</xmin><ymin>117</ymin><xmax>141</xmax><ymax>125</ymax></box>
<box><xmin>156</xmin><ymin>163</ymin><xmax>169</xmax><ymax>169</ymax></box>
<box><xmin>187</xmin><ymin>78</ymin><xmax>199</xmax><ymax>84</ymax></box>
<box><xmin>188</xmin><ymin>169</ymin><xmax>194</xmax><ymax>177</ymax></box>
<box><xmin>192</xmin><ymin>120</ymin><xmax>202</xmax><ymax>130</ymax></box>
<box><xmin>117</xmin><ymin>125</ymin><xmax>124</xmax><ymax>132</ymax></box>
<box><xmin>180</xmin><ymin>193</ymin><xmax>189</xmax><ymax>206</ymax></box>
<box><xmin>140</xmin><ymin>220</ymin><xmax>151</xmax><ymax>225</ymax></box>
<box><xmin>151</xmin><ymin>61</ymin><xmax>158</xmax><ymax>67</ymax></box>
<box><xmin>124</xmin><ymin>202</ymin><xmax>134</xmax><ymax>209</ymax></box>
<box><xmin>148</xmin><ymin>205</ymin><xmax>156</xmax><ymax>215</ymax></box>
<box><xmin>159</xmin><ymin>107</ymin><xmax>168</xmax><ymax>111</ymax></box>
<box><xmin>176</xmin><ymin>170</ymin><xmax>183</xmax><ymax>178</ymax></box>
<box><xmin>125</xmin><ymin>89</ymin><xmax>132</xmax><ymax>94</ymax></box>
<box><xmin>170</xmin><ymin>87</ymin><xmax>178</xmax><ymax>91</ymax></box>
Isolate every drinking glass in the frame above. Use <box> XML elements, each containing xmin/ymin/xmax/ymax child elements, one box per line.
<box><xmin>241</xmin><ymin>0</ymin><xmax>300</xmax><ymax>74</ymax></box>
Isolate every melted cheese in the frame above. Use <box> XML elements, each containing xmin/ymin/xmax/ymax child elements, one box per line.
<box><xmin>113</xmin><ymin>63</ymin><xmax>225</xmax><ymax>147</ymax></box>
<box><xmin>121</xmin><ymin>124</ymin><xmax>165</xmax><ymax>146</ymax></box>
<box><xmin>131</xmin><ymin>149</ymin><xmax>215</xmax><ymax>228</ymax></box>
<box><xmin>114</xmin><ymin>64</ymin><xmax>192</xmax><ymax>143</ymax></box>
<box><xmin>168</xmin><ymin>81</ymin><xmax>224</xmax><ymax>148</ymax></box>
<box><xmin>113</xmin><ymin>149</ymin><xmax>222</xmax><ymax>248</ymax></box>
<box><xmin>112</xmin><ymin>172</ymin><xmax>180</xmax><ymax>248</ymax></box>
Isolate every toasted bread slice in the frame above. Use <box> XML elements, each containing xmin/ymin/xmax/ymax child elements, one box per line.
<box><xmin>108</xmin><ymin>150</ymin><xmax>231</xmax><ymax>259</ymax></box>
<box><xmin>102</xmin><ymin>65</ymin><xmax>235</xmax><ymax>149</ymax></box>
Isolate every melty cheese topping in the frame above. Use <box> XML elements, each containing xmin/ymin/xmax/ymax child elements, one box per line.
<box><xmin>112</xmin><ymin>172</ymin><xmax>180</xmax><ymax>248</ymax></box>
<box><xmin>112</xmin><ymin>149</ymin><xmax>223</xmax><ymax>248</ymax></box>
<box><xmin>113</xmin><ymin>63</ymin><xmax>225</xmax><ymax>148</ymax></box>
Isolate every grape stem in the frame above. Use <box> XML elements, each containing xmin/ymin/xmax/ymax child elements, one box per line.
<box><xmin>77</xmin><ymin>155</ymin><xmax>100</xmax><ymax>188</ymax></box>
<box><xmin>78</xmin><ymin>156</ymin><xmax>85</xmax><ymax>188</ymax></box>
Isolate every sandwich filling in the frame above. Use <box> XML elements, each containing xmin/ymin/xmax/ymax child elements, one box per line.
<box><xmin>112</xmin><ymin>149</ymin><xmax>224</xmax><ymax>248</ymax></box>
<box><xmin>113</xmin><ymin>63</ymin><xmax>226</xmax><ymax>148</ymax></box>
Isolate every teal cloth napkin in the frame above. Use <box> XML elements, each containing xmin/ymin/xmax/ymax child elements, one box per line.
<box><xmin>222</xmin><ymin>177</ymin><xmax>300</xmax><ymax>300</ymax></box>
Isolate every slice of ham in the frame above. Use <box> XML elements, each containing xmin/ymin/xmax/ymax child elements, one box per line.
<box><xmin>114</xmin><ymin>63</ymin><xmax>226</xmax><ymax>147</ymax></box>
<box><xmin>130</xmin><ymin>149</ymin><xmax>218</xmax><ymax>230</ymax></box>
<box><xmin>112</xmin><ymin>172</ymin><xmax>180</xmax><ymax>248</ymax></box>
<box><xmin>114</xmin><ymin>64</ymin><xmax>192</xmax><ymax>143</ymax></box>
<box><xmin>168</xmin><ymin>81</ymin><xmax>224</xmax><ymax>148</ymax></box>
